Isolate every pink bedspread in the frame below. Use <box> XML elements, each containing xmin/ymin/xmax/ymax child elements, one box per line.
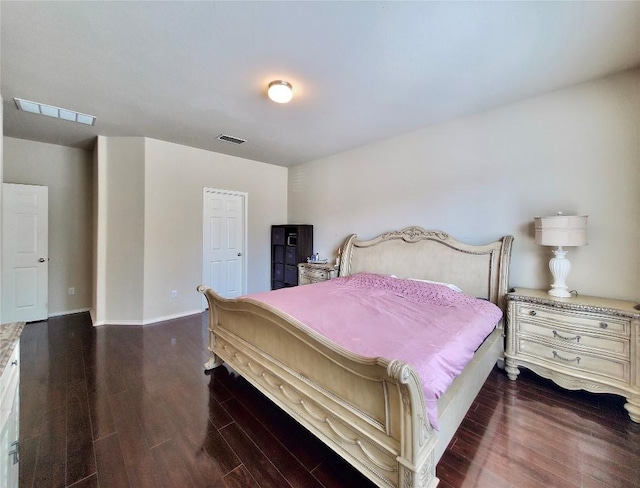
<box><xmin>245</xmin><ymin>273</ymin><xmax>502</xmax><ymax>429</ymax></box>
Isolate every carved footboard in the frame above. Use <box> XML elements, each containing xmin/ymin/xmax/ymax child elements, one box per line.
<box><xmin>198</xmin><ymin>286</ymin><xmax>439</xmax><ymax>488</ymax></box>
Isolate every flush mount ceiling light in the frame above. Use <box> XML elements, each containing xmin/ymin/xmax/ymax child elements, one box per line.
<box><xmin>267</xmin><ymin>80</ymin><xmax>293</xmax><ymax>103</ymax></box>
<box><xmin>14</xmin><ymin>98</ymin><xmax>96</xmax><ymax>126</ymax></box>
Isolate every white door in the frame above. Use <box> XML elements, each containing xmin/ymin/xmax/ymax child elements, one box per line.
<box><xmin>2</xmin><ymin>183</ymin><xmax>49</xmax><ymax>323</ymax></box>
<box><xmin>202</xmin><ymin>189</ymin><xmax>246</xmax><ymax>303</ymax></box>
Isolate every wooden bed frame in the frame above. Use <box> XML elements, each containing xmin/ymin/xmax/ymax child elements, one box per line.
<box><xmin>198</xmin><ymin>227</ymin><xmax>513</xmax><ymax>488</ymax></box>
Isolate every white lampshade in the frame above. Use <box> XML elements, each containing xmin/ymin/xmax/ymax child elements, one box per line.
<box><xmin>267</xmin><ymin>80</ymin><xmax>293</xmax><ymax>103</ymax></box>
<box><xmin>534</xmin><ymin>215</ymin><xmax>588</xmax><ymax>247</ymax></box>
<box><xmin>534</xmin><ymin>213</ymin><xmax>588</xmax><ymax>298</ymax></box>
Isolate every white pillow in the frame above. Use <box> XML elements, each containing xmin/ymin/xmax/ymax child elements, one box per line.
<box><xmin>407</xmin><ymin>278</ymin><xmax>462</xmax><ymax>293</ymax></box>
<box><xmin>389</xmin><ymin>274</ymin><xmax>462</xmax><ymax>292</ymax></box>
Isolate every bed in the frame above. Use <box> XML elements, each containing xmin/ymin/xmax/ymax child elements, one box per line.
<box><xmin>198</xmin><ymin>226</ymin><xmax>513</xmax><ymax>488</ymax></box>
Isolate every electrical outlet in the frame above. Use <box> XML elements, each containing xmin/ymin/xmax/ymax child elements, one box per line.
<box><xmin>68</xmin><ymin>287</ymin><xmax>75</xmax><ymax>295</ymax></box>
<box><xmin>171</xmin><ymin>290</ymin><xmax>178</xmax><ymax>299</ymax></box>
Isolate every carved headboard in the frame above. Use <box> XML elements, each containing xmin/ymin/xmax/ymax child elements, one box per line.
<box><xmin>339</xmin><ymin>226</ymin><xmax>513</xmax><ymax>314</ymax></box>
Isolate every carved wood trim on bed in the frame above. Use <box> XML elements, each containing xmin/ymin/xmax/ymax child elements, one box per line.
<box><xmin>198</xmin><ymin>227</ymin><xmax>513</xmax><ymax>488</ymax></box>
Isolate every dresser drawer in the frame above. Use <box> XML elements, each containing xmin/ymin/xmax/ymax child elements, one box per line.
<box><xmin>303</xmin><ymin>268</ymin><xmax>330</xmax><ymax>282</ymax></box>
<box><xmin>517</xmin><ymin>338</ymin><xmax>629</xmax><ymax>383</ymax></box>
<box><xmin>298</xmin><ymin>264</ymin><xmax>338</xmax><ymax>286</ymax></box>
<box><xmin>515</xmin><ymin>303</ymin><xmax>630</xmax><ymax>337</ymax></box>
<box><xmin>518</xmin><ymin>319</ymin><xmax>629</xmax><ymax>359</ymax></box>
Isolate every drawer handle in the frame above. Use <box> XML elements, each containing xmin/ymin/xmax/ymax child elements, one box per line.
<box><xmin>529</xmin><ymin>310</ymin><xmax>537</xmax><ymax>316</ymax></box>
<box><xmin>553</xmin><ymin>351</ymin><xmax>581</xmax><ymax>364</ymax></box>
<box><xmin>9</xmin><ymin>440</ymin><xmax>18</xmax><ymax>465</ymax></box>
<box><xmin>553</xmin><ymin>331</ymin><xmax>581</xmax><ymax>343</ymax></box>
<box><xmin>599</xmin><ymin>322</ymin><xmax>608</xmax><ymax>329</ymax></box>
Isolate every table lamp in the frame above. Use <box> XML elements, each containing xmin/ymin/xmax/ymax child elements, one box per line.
<box><xmin>534</xmin><ymin>212</ymin><xmax>588</xmax><ymax>298</ymax></box>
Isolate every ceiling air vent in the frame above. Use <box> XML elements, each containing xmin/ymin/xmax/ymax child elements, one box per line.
<box><xmin>217</xmin><ymin>134</ymin><xmax>246</xmax><ymax>145</ymax></box>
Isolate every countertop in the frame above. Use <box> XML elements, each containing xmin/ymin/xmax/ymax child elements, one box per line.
<box><xmin>0</xmin><ymin>322</ymin><xmax>25</xmax><ymax>376</ymax></box>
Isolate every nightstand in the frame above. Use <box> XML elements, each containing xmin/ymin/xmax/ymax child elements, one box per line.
<box><xmin>505</xmin><ymin>288</ymin><xmax>640</xmax><ymax>422</ymax></box>
<box><xmin>297</xmin><ymin>262</ymin><xmax>339</xmax><ymax>285</ymax></box>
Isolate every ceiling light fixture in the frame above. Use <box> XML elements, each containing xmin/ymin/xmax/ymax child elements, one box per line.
<box><xmin>14</xmin><ymin>98</ymin><xmax>96</xmax><ymax>126</ymax></box>
<box><xmin>267</xmin><ymin>80</ymin><xmax>293</xmax><ymax>104</ymax></box>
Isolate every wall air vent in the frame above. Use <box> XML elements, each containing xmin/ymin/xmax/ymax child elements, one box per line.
<box><xmin>217</xmin><ymin>134</ymin><xmax>247</xmax><ymax>145</ymax></box>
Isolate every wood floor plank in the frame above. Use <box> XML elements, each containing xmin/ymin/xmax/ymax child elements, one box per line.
<box><xmin>66</xmin><ymin>326</ymin><xmax>88</xmax><ymax>388</ymax></box>
<box><xmin>108</xmin><ymin>389</ymin><xmax>162</xmax><ymax>488</ymax></box>
<box><xmin>495</xmin><ymin>370</ymin><xmax>639</xmax><ymax>447</ymax></box>
<box><xmin>19</xmin><ymin>378</ymin><xmax>47</xmax><ymax>440</ymax></box>
<box><xmin>219</xmin><ymin>422</ymin><xmax>292</xmax><ymax>488</ymax></box>
<box><xmin>222</xmin><ymin>465</ymin><xmax>259</xmax><ymax>488</ymax></box>
<box><xmin>162</xmin><ymin>380</ymin><xmax>214</xmax><ymax>431</ymax></box>
<box><xmin>457</xmin><ymin>415</ymin><xmax>582</xmax><ymax>487</ymax></box>
<box><xmin>84</xmin><ymin>368</ymin><xmax>116</xmax><ymax>441</ymax></box>
<box><xmin>470</xmin><ymin>386</ymin><xmax>640</xmax><ymax>484</ymax></box>
<box><xmin>32</xmin><ymin>406</ymin><xmax>67</xmax><ymax>488</ymax></box>
<box><xmin>193</xmin><ymin>418</ymin><xmax>242</xmax><ymax>476</ymax></box>
<box><xmin>17</xmin><ymin>435</ymin><xmax>39</xmax><ymax>488</ymax></box>
<box><xmin>438</xmin><ymin>449</ymin><xmax>512</xmax><ymax>488</ymax></box>
<box><xmin>94</xmin><ymin>433</ymin><xmax>130</xmax><ymax>488</ymax></box>
<box><xmin>66</xmin><ymin>381</ymin><xmax>97</xmax><ymax>485</ymax></box>
<box><xmin>221</xmin><ymin>397</ymin><xmax>325</xmax><ymax>488</ymax></box>
<box><xmin>120</xmin><ymin>454</ymin><xmax>159</xmax><ymax>488</ymax></box>
<box><xmin>67</xmin><ymin>474</ymin><xmax>99</xmax><ymax>488</ymax></box>
<box><xmin>214</xmin><ymin>368</ymin><xmax>333</xmax><ymax>472</ymax></box>
<box><xmin>450</xmin><ymin>432</ymin><xmax>569</xmax><ymax>488</ymax></box>
<box><xmin>149</xmin><ymin>438</ymin><xmax>199</xmax><ymax>488</ymax></box>
<box><xmin>130</xmin><ymin>394</ymin><xmax>177</xmax><ymax>449</ymax></box>
<box><xmin>167</xmin><ymin>422</ymin><xmax>230</xmax><ymax>488</ymax></box>
<box><xmin>310</xmin><ymin>452</ymin><xmax>374</xmax><ymax>488</ymax></box>
<box><xmin>149</xmin><ymin>425</ymin><xmax>231</xmax><ymax>488</ymax></box>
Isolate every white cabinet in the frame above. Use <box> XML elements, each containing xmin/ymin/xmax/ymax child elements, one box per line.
<box><xmin>0</xmin><ymin>341</ymin><xmax>20</xmax><ymax>488</ymax></box>
<box><xmin>297</xmin><ymin>263</ymin><xmax>339</xmax><ymax>285</ymax></box>
<box><xmin>505</xmin><ymin>288</ymin><xmax>640</xmax><ymax>422</ymax></box>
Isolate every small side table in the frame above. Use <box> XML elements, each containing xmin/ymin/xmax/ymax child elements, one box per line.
<box><xmin>297</xmin><ymin>262</ymin><xmax>339</xmax><ymax>285</ymax></box>
<box><xmin>505</xmin><ymin>287</ymin><xmax>640</xmax><ymax>422</ymax></box>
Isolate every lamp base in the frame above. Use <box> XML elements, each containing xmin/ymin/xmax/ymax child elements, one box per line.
<box><xmin>547</xmin><ymin>247</ymin><xmax>573</xmax><ymax>299</ymax></box>
<box><xmin>548</xmin><ymin>287</ymin><xmax>572</xmax><ymax>298</ymax></box>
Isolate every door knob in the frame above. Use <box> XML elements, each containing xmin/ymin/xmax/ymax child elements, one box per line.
<box><xmin>38</xmin><ymin>258</ymin><xmax>46</xmax><ymax>262</ymax></box>
<box><xmin>237</xmin><ymin>253</ymin><xmax>243</xmax><ymax>257</ymax></box>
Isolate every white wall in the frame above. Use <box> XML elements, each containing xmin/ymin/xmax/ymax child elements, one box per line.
<box><xmin>92</xmin><ymin>136</ymin><xmax>108</xmax><ymax>325</ymax></box>
<box><xmin>3</xmin><ymin>137</ymin><xmax>94</xmax><ymax>315</ymax></box>
<box><xmin>289</xmin><ymin>69</ymin><xmax>640</xmax><ymax>302</ymax></box>
<box><xmin>102</xmin><ymin>137</ymin><xmax>146</xmax><ymax>323</ymax></box>
<box><xmin>142</xmin><ymin>138</ymin><xmax>288</xmax><ymax>321</ymax></box>
<box><xmin>94</xmin><ymin>137</ymin><xmax>288</xmax><ymax>325</ymax></box>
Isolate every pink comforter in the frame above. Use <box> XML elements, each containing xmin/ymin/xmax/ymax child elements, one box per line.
<box><xmin>246</xmin><ymin>273</ymin><xmax>502</xmax><ymax>428</ymax></box>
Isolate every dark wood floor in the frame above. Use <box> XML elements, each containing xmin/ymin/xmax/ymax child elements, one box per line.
<box><xmin>18</xmin><ymin>312</ymin><xmax>640</xmax><ymax>488</ymax></box>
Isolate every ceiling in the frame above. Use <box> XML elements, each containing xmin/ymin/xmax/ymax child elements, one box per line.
<box><xmin>2</xmin><ymin>1</ymin><xmax>639</xmax><ymax>167</ymax></box>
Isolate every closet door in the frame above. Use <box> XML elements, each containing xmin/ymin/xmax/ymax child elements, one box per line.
<box><xmin>202</xmin><ymin>189</ymin><xmax>246</xmax><ymax>300</ymax></box>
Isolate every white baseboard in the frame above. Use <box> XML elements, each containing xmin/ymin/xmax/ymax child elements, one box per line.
<box><xmin>91</xmin><ymin>309</ymin><xmax>202</xmax><ymax>327</ymax></box>
<box><xmin>48</xmin><ymin>308</ymin><xmax>91</xmax><ymax>318</ymax></box>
